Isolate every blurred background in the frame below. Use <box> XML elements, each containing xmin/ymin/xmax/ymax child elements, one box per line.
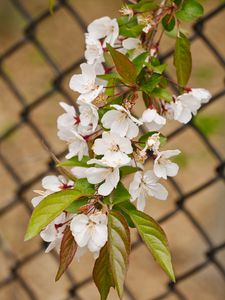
<box><xmin>0</xmin><ymin>0</ymin><xmax>224</xmax><ymax>299</ymax></box>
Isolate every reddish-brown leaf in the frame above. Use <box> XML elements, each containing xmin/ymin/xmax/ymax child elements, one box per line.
<box><xmin>108</xmin><ymin>210</ymin><xmax>131</xmax><ymax>299</ymax></box>
<box><xmin>55</xmin><ymin>226</ymin><xmax>77</xmax><ymax>281</ymax></box>
<box><xmin>93</xmin><ymin>244</ymin><xmax>115</xmax><ymax>300</ymax></box>
<box><xmin>107</xmin><ymin>44</ymin><xmax>137</xmax><ymax>85</ymax></box>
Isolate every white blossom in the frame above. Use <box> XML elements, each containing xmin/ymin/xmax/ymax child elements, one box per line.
<box><xmin>102</xmin><ymin>104</ymin><xmax>142</xmax><ymax>139</ymax></box>
<box><xmin>129</xmin><ymin>171</ymin><xmax>168</xmax><ymax>211</ymax></box>
<box><xmin>188</xmin><ymin>88</ymin><xmax>211</xmax><ymax>104</ymax></box>
<box><xmin>87</xmin><ymin>16</ymin><xmax>119</xmax><ymax>47</ymax></box>
<box><xmin>93</xmin><ymin>131</ymin><xmax>132</xmax><ymax>165</ymax></box>
<box><xmin>170</xmin><ymin>93</ymin><xmax>201</xmax><ymax>123</ymax></box>
<box><xmin>57</xmin><ymin>101</ymin><xmax>97</xmax><ymax>139</ymax></box>
<box><xmin>79</xmin><ymin>101</ymin><xmax>99</xmax><ymax>132</ymax></box>
<box><xmin>69</xmin><ymin>63</ymin><xmax>104</xmax><ymax>103</ymax></box>
<box><xmin>154</xmin><ymin>150</ymin><xmax>181</xmax><ymax>179</ymax></box>
<box><xmin>85</xmin><ymin>34</ymin><xmax>104</xmax><ymax>64</ymax></box>
<box><xmin>70</xmin><ymin>212</ymin><xmax>108</xmax><ymax>257</ymax></box>
<box><xmin>40</xmin><ymin>213</ymin><xmax>67</xmax><ymax>253</ymax></box>
<box><xmin>72</xmin><ymin>157</ymin><xmax>122</xmax><ymax>196</ymax></box>
<box><xmin>122</xmin><ymin>38</ymin><xmax>144</xmax><ymax>58</ymax></box>
<box><xmin>141</xmin><ymin>108</ymin><xmax>166</xmax><ymax>131</ymax></box>
<box><xmin>31</xmin><ymin>175</ymin><xmax>73</xmax><ymax>253</ymax></box>
<box><xmin>31</xmin><ymin>175</ymin><xmax>74</xmax><ymax>207</ymax></box>
<box><xmin>57</xmin><ymin>102</ymin><xmax>78</xmax><ymax>130</ymax></box>
<box><xmin>169</xmin><ymin>88</ymin><xmax>211</xmax><ymax>124</ymax></box>
<box><xmin>58</xmin><ymin>128</ymin><xmax>88</xmax><ymax>160</ymax></box>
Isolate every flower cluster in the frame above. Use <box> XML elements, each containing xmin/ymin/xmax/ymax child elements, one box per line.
<box><xmin>26</xmin><ymin>0</ymin><xmax>211</xmax><ymax>297</ymax></box>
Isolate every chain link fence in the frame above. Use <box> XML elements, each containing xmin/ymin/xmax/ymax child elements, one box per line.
<box><xmin>0</xmin><ymin>0</ymin><xmax>224</xmax><ymax>299</ymax></box>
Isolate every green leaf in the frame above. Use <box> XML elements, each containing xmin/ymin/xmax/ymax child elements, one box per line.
<box><xmin>105</xmin><ymin>78</ymin><xmax>116</xmax><ymax>97</ymax></box>
<box><xmin>174</xmin><ymin>32</ymin><xmax>192</xmax><ymax>87</ymax></box>
<box><xmin>97</xmin><ymin>73</ymin><xmax>120</xmax><ymax>80</ymax></box>
<box><xmin>75</xmin><ymin>178</ymin><xmax>95</xmax><ymax>195</ymax></box>
<box><xmin>132</xmin><ymin>52</ymin><xmax>149</xmax><ymax>74</ymax></box>
<box><xmin>112</xmin><ymin>182</ymin><xmax>131</xmax><ymax>205</ymax></box>
<box><xmin>114</xmin><ymin>201</ymin><xmax>137</xmax><ymax>228</ymax></box>
<box><xmin>151</xmin><ymin>88</ymin><xmax>172</xmax><ymax>102</ymax></box>
<box><xmin>130</xmin><ymin>0</ymin><xmax>159</xmax><ymax>12</ymax></box>
<box><xmin>103</xmin><ymin>182</ymin><xmax>131</xmax><ymax>206</ymax></box>
<box><xmin>147</xmin><ymin>63</ymin><xmax>167</xmax><ymax>74</ymax></box>
<box><xmin>162</xmin><ymin>14</ymin><xmax>176</xmax><ymax>32</ymax></box>
<box><xmin>176</xmin><ymin>0</ymin><xmax>204</xmax><ymax>21</ymax></box>
<box><xmin>145</xmin><ymin>58</ymin><xmax>167</xmax><ymax>74</ymax></box>
<box><xmin>118</xmin><ymin>200</ymin><xmax>137</xmax><ymax>213</ymax></box>
<box><xmin>141</xmin><ymin>74</ymin><xmax>162</xmax><ymax>95</ymax></box>
<box><xmin>55</xmin><ymin>227</ymin><xmax>77</xmax><ymax>281</ymax></box>
<box><xmin>106</xmin><ymin>94</ymin><xmax>124</xmax><ymax>106</ymax></box>
<box><xmin>173</xmin><ymin>0</ymin><xmax>182</xmax><ymax>6</ymax></box>
<box><xmin>108</xmin><ymin>211</ymin><xmax>130</xmax><ymax>299</ymax></box>
<box><xmin>58</xmin><ymin>156</ymin><xmax>90</xmax><ymax>167</ymax></box>
<box><xmin>107</xmin><ymin>44</ymin><xmax>137</xmax><ymax>84</ymax></box>
<box><xmin>127</xmin><ymin>209</ymin><xmax>175</xmax><ymax>282</ymax></box>
<box><xmin>25</xmin><ymin>189</ymin><xmax>85</xmax><ymax>241</ymax></box>
<box><xmin>119</xmin><ymin>16</ymin><xmax>144</xmax><ymax>38</ymax></box>
<box><xmin>93</xmin><ymin>244</ymin><xmax>115</xmax><ymax>300</ymax></box>
<box><xmin>120</xmin><ymin>24</ymin><xmax>144</xmax><ymax>38</ymax></box>
<box><xmin>65</xmin><ymin>197</ymin><xmax>89</xmax><ymax>213</ymax></box>
<box><xmin>120</xmin><ymin>166</ymin><xmax>141</xmax><ymax>177</ymax></box>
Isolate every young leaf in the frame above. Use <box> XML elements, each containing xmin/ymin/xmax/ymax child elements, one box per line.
<box><xmin>128</xmin><ymin>210</ymin><xmax>175</xmax><ymax>282</ymax></box>
<box><xmin>176</xmin><ymin>0</ymin><xmax>204</xmax><ymax>21</ymax></box>
<box><xmin>112</xmin><ymin>182</ymin><xmax>131</xmax><ymax>205</ymax></box>
<box><xmin>162</xmin><ymin>14</ymin><xmax>176</xmax><ymax>32</ymax></box>
<box><xmin>97</xmin><ymin>73</ymin><xmax>120</xmax><ymax>81</ymax></box>
<box><xmin>151</xmin><ymin>88</ymin><xmax>172</xmax><ymax>102</ymax></box>
<box><xmin>130</xmin><ymin>0</ymin><xmax>159</xmax><ymax>12</ymax></box>
<box><xmin>119</xmin><ymin>16</ymin><xmax>144</xmax><ymax>38</ymax></box>
<box><xmin>65</xmin><ymin>197</ymin><xmax>89</xmax><ymax>213</ymax></box>
<box><xmin>174</xmin><ymin>32</ymin><xmax>192</xmax><ymax>87</ymax></box>
<box><xmin>107</xmin><ymin>44</ymin><xmax>137</xmax><ymax>84</ymax></box>
<box><xmin>58</xmin><ymin>156</ymin><xmax>90</xmax><ymax>167</ymax></box>
<box><xmin>105</xmin><ymin>78</ymin><xmax>116</xmax><ymax>97</ymax></box>
<box><xmin>120</xmin><ymin>24</ymin><xmax>144</xmax><ymax>38</ymax></box>
<box><xmin>25</xmin><ymin>189</ymin><xmax>85</xmax><ymax>241</ymax></box>
<box><xmin>120</xmin><ymin>166</ymin><xmax>141</xmax><ymax>177</ymax></box>
<box><xmin>132</xmin><ymin>52</ymin><xmax>149</xmax><ymax>74</ymax></box>
<box><xmin>108</xmin><ymin>211</ymin><xmax>130</xmax><ymax>299</ymax></box>
<box><xmin>55</xmin><ymin>227</ymin><xmax>77</xmax><ymax>281</ymax></box>
<box><xmin>141</xmin><ymin>74</ymin><xmax>162</xmax><ymax>95</ymax></box>
<box><xmin>146</xmin><ymin>63</ymin><xmax>167</xmax><ymax>74</ymax></box>
<box><xmin>74</xmin><ymin>178</ymin><xmax>95</xmax><ymax>195</ymax></box>
<box><xmin>173</xmin><ymin>0</ymin><xmax>182</xmax><ymax>5</ymax></box>
<box><xmin>93</xmin><ymin>244</ymin><xmax>115</xmax><ymax>300</ymax></box>
<box><xmin>103</xmin><ymin>182</ymin><xmax>131</xmax><ymax>206</ymax></box>
<box><xmin>114</xmin><ymin>201</ymin><xmax>137</xmax><ymax>228</ymax></box>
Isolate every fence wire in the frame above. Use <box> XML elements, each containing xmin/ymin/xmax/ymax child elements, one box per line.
<box><xmin>0</xmin><ymin>0</ymin><xmax>224</xmax><ymax>299</ymax></box>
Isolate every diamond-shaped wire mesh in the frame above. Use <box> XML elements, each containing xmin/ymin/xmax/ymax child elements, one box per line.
<box><xmin>0</xmin><ymin>0</ymin><xmax>224</xmax><ymax>299</ymax></box>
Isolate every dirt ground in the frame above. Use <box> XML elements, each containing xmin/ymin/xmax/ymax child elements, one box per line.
<box><xmin>0</xmin><ymin>0</ymin><xmax>224</xmax><ymax>299</ymax></box>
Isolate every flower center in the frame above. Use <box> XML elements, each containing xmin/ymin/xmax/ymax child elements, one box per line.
<box><xmin>111</xmin><ymin>144</ymin><xmax>120</xmax><ymax>152</ymax></box>
<box><xmin>74</xmin><ymin>116</ymin><xmax>80</xmax><ymax>124</ymax></box>
<box><xmin>59</xmin><ymin>183</ymin><xmax>73</xmax><ymax>190</ymax></box>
